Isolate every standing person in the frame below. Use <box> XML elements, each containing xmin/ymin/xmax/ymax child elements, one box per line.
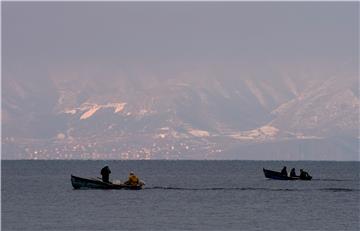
<box><xmin>280</xmin><ymin>166</ymin><xmax>288</xmax><ymax>176</ymax></box>
<box><xmin>290</xmin><ymin>168</ymin><xmax>297</xmax><ymax>177</ymax></box>
<box><xmin>100</xmin><ymin>166</ymin><xmax>111</xmax><ymax>183</ymax></box>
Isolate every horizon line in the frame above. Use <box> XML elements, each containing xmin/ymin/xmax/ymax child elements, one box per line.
<box><xmin>1</xmin><ymin>158</ymin><xmax>359</xmax><ymax>162</ymax></box>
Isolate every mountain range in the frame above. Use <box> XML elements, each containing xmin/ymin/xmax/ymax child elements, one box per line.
<box><xmin>2</xmin><ymin>63</ymin><xmax>359</xmax><ymax>160</ymax></box>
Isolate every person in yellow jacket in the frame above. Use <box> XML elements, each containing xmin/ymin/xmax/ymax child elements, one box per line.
<box><xmin>125</xmin><ymin>171</ymin><xmax>139</xmax><ymax>186</ymax></box>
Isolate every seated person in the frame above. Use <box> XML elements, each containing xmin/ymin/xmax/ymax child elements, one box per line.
<box><xmin>125</xmin><ymin>171</ymin><xmax>139</xmax><ymax>186</ymax></box>
<box><xmin>280</xmin><ymin>166</ymin><xmax>288</xmax><ymax>176</ymax></box>
<box><xmin>290</xmin><ymin>168</ymin><xmax>297</xmax><ymax>177</ymax></box>
<box><xmin>299</xmin><ymin>169</ymin><xmax>310</xmax><ymax>179</ymax></box>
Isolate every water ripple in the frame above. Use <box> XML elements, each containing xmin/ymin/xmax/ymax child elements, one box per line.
<box><xmin>144</xmin><ymin>186</ymin><xmax>359</xmax><ymax>192</ymax></box>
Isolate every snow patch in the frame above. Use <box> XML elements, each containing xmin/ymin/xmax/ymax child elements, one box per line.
<box><xmin>110</xmin><ymin>103</ymin><xmax>127</xmax><ymax>113</ymax></box>
<box><xmin>258</xmin><ymin>125</ymin><xmax>279</xmax><ymax>136</ymax></box>
<box><xmin>188</xmin><ymin>129</ymin><xmax>210</xmax><ymax>137</ymax></box>
<box><xmin>80</xmin><ymin>105</ymin><xmax>101</xmax><ymax>120</ymax></box>
<box><xmin>229</xmin><ymin>125</ymin><xmax>279</xmax><ymax>140</ymax></box>
<box><xmin>229</xmin><ymin>133</ymin><xmax>255</xmax><ymax>140</ymax></box>
<box><xmin>64</xmin><ymin>109</ymin><xmax>77</xmax><ymax>115</ymax></box>
<box><xmin>56</xmin><ymin>133</ymin><xmax>66</xmax><ymax>140</ymax></box>
<box><xmin>63</xmin><ymin>102</ymin><xmax>127</xmax><ymax>120</ymax></box>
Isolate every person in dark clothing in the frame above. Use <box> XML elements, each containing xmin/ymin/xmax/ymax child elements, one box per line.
<box><xmin>299</xmin><ymin>169</ymin><xmax>310</xmax><ymax>179</ymax></box>
<box><xmin>100</xmin><ymin>166</ymin><xmax>111</xmax><ymax>183</ymax></box>
<box><xmin>290</xmin><ymin>168</ymin><xmax>297</xmax><ymax>177</ymax></box>
<box><xmin>280</xmin><ymin>166</ymin><xmax>288</xmax><ymax>176</ymax></box>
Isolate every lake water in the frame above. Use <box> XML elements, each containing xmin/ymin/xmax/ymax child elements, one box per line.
<box><xmin>2</xmin><ymin>160</ymin><xmax>359</xmax><ymax>230</ymax></box>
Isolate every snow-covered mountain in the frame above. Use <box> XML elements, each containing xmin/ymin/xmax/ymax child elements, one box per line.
<box><xmin>2</xmin><ymin>64</ymin><xmax>359</xmax><ymax>160</ymax></box>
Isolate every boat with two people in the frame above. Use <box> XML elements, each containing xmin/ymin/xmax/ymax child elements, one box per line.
<box><xmin>71</xmin><ymin>166</ymin><xmax>145</xmax><ymax>190</ymax></box>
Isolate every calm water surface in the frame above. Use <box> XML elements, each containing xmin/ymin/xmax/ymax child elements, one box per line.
<box><xmin>2</xmin><ymin>160</ymin><xmax>359</xmax><ymax>230</ymax></box>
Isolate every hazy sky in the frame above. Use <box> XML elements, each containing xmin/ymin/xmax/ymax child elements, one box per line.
<box><xmin>3</xmin><ymin>2</ymin><xmax>358</xmax><ymax>76</ymax></box>
<box><xmin>2</xmin><ymin>2</ymin><xmax>359</xmax><ymax>160</ymax></box>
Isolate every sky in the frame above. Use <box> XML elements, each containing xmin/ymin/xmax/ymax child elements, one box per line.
<box><xmin>2</xmin><ymin>2</ymin><xmax>358</xmax><ymax>76</ymax></box>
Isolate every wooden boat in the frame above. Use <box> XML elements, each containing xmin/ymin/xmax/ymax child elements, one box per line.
<box><xmin>263</xmin><ymin>168</ymin><xmax>312</xmax><ymax>180</ymax></box>
<box><xmin>71</xmin><ymin>175</ymin><xmax>144</xmax><ymax>190</ymax></box>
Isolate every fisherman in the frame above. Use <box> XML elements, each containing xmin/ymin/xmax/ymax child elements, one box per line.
<box><xmin>125</xmin><ymin>171</ymin><xmax>140</xmax><ymax>186</ymax></box>
<box><xmin>100</xmin><ymin>166</ymin><xmax>111</xmax><ymax>183</ymax></box>
<box><xmin>280</xmin><ymin>166</ymin><xmax>288</xmax><ymax>176</ymax></box>
<box><xmin>290</xmin><ymin>168</ymin><xmax>297</xmax><ymax>177</ymax></box>
<box><xmin>299</xmin><ymin>169</ymin><xmax>310</xmax><ymax>180</ymax></box>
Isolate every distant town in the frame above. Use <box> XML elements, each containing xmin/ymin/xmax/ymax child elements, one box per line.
<box><xmin>2</xmin><ymin>135</ymin><xmax>224</xmax><ymax>160</ymax></box>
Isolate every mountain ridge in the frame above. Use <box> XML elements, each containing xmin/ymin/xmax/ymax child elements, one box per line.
<box><xmin>2</xmin><ymin>65</ymin><xmax>359</xmax><ymax>160</ymax></box>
